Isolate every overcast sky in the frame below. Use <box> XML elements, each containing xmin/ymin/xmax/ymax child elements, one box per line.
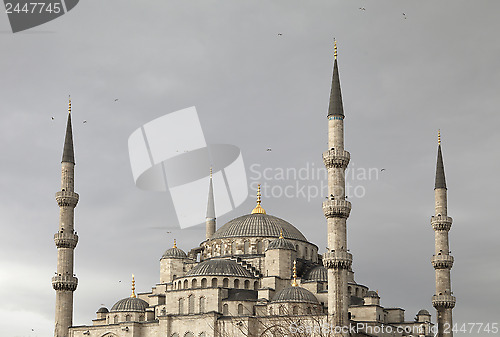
<box><xmin>1</xmin><ymin>1</ymin><xmax>499</xmax><ymax>336</ymax></box>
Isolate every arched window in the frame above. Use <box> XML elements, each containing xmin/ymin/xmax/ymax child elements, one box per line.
<box><xmin>244</xmin><ymin>240</ymin><xmax>250</xmax><ymax>254</ymax></box>
<box><xmin>279</xmin><ymin>305</ymin><xmax>285</xmax><ymax>315</ymax></box>
<box><xmin>199</xmin><ymin>297</ymin><xmax>206</xmax><ymax>313</ymax></box>
<box><xmin>171</xmin><ymin>334</ymin><xmax>179</xmax><ymax>337</ymax></box>
<box><xmin>257</xmin><ymin>240</ymin><xmax>263</xmax><ymax>254</ymax></box>
<box><xmin>179</xmin><ymin>298</ymin><xmax>184</xmax><ymax>314</ymax></box>
<box><xmin>212</xmin><ymin>244</ymin><xmax>217</xmax><ymax>256</ymax></box>
<box><xmin>220</xmin><ymin>242</ymin><xmax>225</xmax><ymax>255</ymax></box>
<box><xmin>139</xmin><ymin>315</ymin><xmax>144</xmax><ymax>321</ymax></box>
<box><xmin>348</xmin><ymin>286</ymin><xmax>352</xmax><ymax>295</ymax></box>
<box><xmin>238</xmin><ymin>303</ymin><xmax>244</xmax><ymax>315</ymax></box>
<box><xmin>355</xmin><ymin>288</ymin><xmax>359</xmax><ymax>296</ymax></box>
<box><xmin>307</xmin><ymin>307</ymin><xmax>312</xmax><ymax>314</ymax></box>
<box><xmin>183</xmin><ymin>280</ymin><xmax>188</xmax><ymax>289</ymax></box>
<box><xmin>201</xmin><ymin>278</ymin><xmax>207</xmax><ymax>288</ymax></box>
<box><xmin>188</xmin><ymin>294</ymin><xmax>194</xmax><ymax>314</ymax></box>
<box><xmin>305</xmin><ymin>246</ymin><xmax>309</xmax><ymax>260</ymax></box>
<box><xmin>254</xmin><ymin>280</ymin><xmax>259</xmax><ymax>290</ymax></box>
<box><xmin>222</xmin><ymin>304</ymin><xmax>228</xmax><ymax>315</ymax></box>
<box><xmin>192</xmin><ymin>279</ymin><xmax>197</xmax><ymax>288</ymax></box>
<box><xmin>212</xmin><ymin>278</ymin><xmax>218</xmax><ymax>287</ymax></box>
<box><xmin>293</xmin><ymin>306</ymin><xmax>298</xmax><ymax>315</ymax></box>
<box><xmin>125</xmin><ymin>314</ymin><xmax>131</xmax><ymax>322</ymax></box>
<box><xmin>234</xmin><ymin>279</ymin><xmax>240</xmax><ymax>288</ymax></box>
<box><xmin>231</xmin><ymin>241</ymin><xmax>236</xmax><ymax>254</ymax></box>
<box><xmin>113</xmin><ymin>315</ymin><xmax>118</xmax><ymax>324</ymax></box>
<box><xmin>223</xmin><ymin>278</ymin><xmax>229</xmax><ymax>287</ymax></box>
<box><xmin>244</xmin><ymin>280</ymin><xmax>250</xmax><ymax>289</ymax></box>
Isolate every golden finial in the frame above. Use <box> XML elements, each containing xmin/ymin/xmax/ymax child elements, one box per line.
<box><xmin>438</xmin><ymin>129</ymin><xmax>441</xmax><ymax>145</ymax></box>
<box><xmin>68</xmin><ymin>95</ymin><xmax>72</xmax><ymax>114</ymax></box>
<box><xmin>334</xmin><ymin>39</ymin><xmax>337</xmax><ymax>60</ymax></box>
<box><xmin>279</xmin><ymin>230</ymin><xmax>283</xmax><ymax>239</ymax></box>
<box><xmin>251</xmin><ymin>184</ymin><xmax>266</xmax><ymax>214</ymax></box>
<box><xmin>173</xmin><ymin>239</ymin><xmax>177</xmax><ymax>248</ymax></box>
<box><xmin>210</xmin><ymin>167</ymin><xmax>213</xmax><ymax>178</ymax></box>
<box><xmin>291</xmin><ymin>260</ymin><xmax>298</xmax><ymax>287</ymax></box>
<box><xmin>131</xmin><ymin>274</ymin><xmax>136</xmax><ymax>298</ymax></box>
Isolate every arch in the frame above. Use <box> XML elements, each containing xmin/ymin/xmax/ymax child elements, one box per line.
<box><xmin>183</xmin><ymin>279</ymin><xmax>188</xmax><ymax>289</ymax></box>
<box><xmin>234</xmin><ymin>279</ymin><xmax>240</xmax><ymax>289</ymax></box>
<box><xmin>171</xmin><ymin>334</ymin><xmax>179</xmax><ymax>337</ymax></box>
<box><xmin>305</xmin><ymin>246</ymin><xmax>309</xmax><ymax>259</ymax></box>
<box><xmin>223</xmin><ymin>278</ymin><xmax>229</xmax><ymax>287</ymax></box>
<box><xmin>279</xmin><ymin>305</ymin><xmax>285</xmax><ymax>315</ymax></box>
<box><xmin>306</xmin><ymin>306</ymin><xmax>312</xmax><ymax>314</ymax></box>
<box><xmin>184</xmin><ymin>333</ymin><xmax>195</xmax><ymax>337</ymax></box>
<box><xmin>254</xmin><ymin>280</ymin><xmax>259</xmax><ymax>290</ymax></box>
<box><xmin>212</xmin><ymin>243</ymin><xmax>217</xmax><ymax>256</ymax></box>
<box><xmin>211</xmin><ymin>277</ymin><xmax>218</xmax><ymax>287</ymax></box>
<box><xmin>355</xmin><ymin>287</ymin><xmax>359</xmax><ymax>296</ymax></box>
<box><xmin>292</xmin><ymin>306</ymin><xmax>298</xmax><ymax>315</ymax></box>
<box><xmin>231</xmin><ymin>241</ymin><xmax>236</xmax><ymax>254</ymax></box>
<box><xmin>201</xmin><ymin>278</ymin><xmax>207</xmax><ymax>288</ymax></box>
<box><xmin>113</xmin><ymin>315</ymin><xmax>118</xmax><ymax>324</ymax></box>
<box><xmin>220</xmin><ymin>242</ymin><xmax>225</xmax><ymax>255</ymax></box>
<box><xmin>348</xmin><ymin>286</ymin><xmax>352</xmax><ymax>295</ymax></box>
<box><xmin>192</xmin><ymin>279</ymin><xmax>197</xmax><ymax>288</ymax></box>
<box><xmin>238</xmin><ymin>303</ymin><xmax>244</xmax><ymax>315</ymax></box>
<box><xmin>222</xmin><ymin>303</ymin><xmax>229</xmax><ymax>315</ymax></box>
<box><xmin>244</xmin><ymin>280</ymin><xmax>250</xmax><ymax>289</ymax></box>
<box><xmin>139</xmin><ymin>314</ymin><xmax>144</xmax><ymax>321</ymax></box>
<box><xmin>125</xmin><ymin>314</ymin><xmax>131</xmax><ymax>322</ymax></box>
<box><xmin>199</xmin><ymin>296</ymin><xmax>206</xmax><ymax>313</ymax></box>
<box><xmin>244</xmin><ymin>240</ymin><xmax>250</xmax><ymax>254</ymax></box>
<box><xmin>257</xmin><ymin>240</ymin><xmax>263</xmax><ymax>254</ymax></box>
<box><xmin>179</xmin><ymin>298</ymin><xmax>185</xmax><ymax>314</ymax></box>
<box><xmin>188</xmin><ymin>294</ymin><xmax>195</xmax><ymax>314</ymax></box>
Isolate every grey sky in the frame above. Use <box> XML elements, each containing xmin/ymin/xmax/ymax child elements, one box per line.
<box><xmin>1</xmin><ymin>1</ymin><xmax>499</xmax><ymax>335</ymax></box>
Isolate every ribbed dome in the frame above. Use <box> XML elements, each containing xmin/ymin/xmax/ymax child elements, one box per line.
<box><xmin>212</xmin><ymin>213</ymin><xmax>307</xmax><ymax>242</ymax></box>
<box><xmin>302</xmin><ymin>265</ymin><xmax>327</xmax><ymax>282</ymax></box>
<box><xmin>186</xmin><ymin>259</ymin><xmax>255</xmax><ymax>278</ymax></box>
<box><xmin>272</xmin><ymin>286</ymin><xmax>319</xmax><ymax>304</ymax></box>
<box><xmin>267</xmin><ymin>237</ymin><xmax>296</xmax><ymax>251</ymax></box>
<box><xmin>417</xmin><ymin>309</ymin><xmax>431</xmax><ymax>315</ymax></box>
<box><xmin>365</xmin><ymin>290</ymin><xmax>380</xmax><ymax>298</ymax></box>
<box><xmin>161</xmin><ymin>246</ymin><xmax>187</xmax><ymax>260</ymax></box>
<box><xmin>110</xmin><ymin>297</ymin><xmax>149</xmax><ymax>312</ymax></box>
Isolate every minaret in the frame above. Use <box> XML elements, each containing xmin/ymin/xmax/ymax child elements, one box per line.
<box><xmin>322</xmin><ymin>41</ymin><xmax>352</xmax><ymax>329</ymax></box>
<box><xmin>431</xmin><ymin>131</ymin><xmax>456</xmax><ymax>337</ymax></box>
<box><xmin>52</xmin><ymin>98</ymin><xmax>79</xmax><ymax>337</ymax></box>
<box><xmin>205</xmin><ymin>168</ymin><xmax>216</xmax><ymax>240</ymax></box>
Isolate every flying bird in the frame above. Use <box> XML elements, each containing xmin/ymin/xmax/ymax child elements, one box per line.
<box><xmin>277</xmin><ymin>33</ymin><xmax>283</xmax><ymax>36</ymax></box>
<box><xmin>114</xmin><ymin>98</ymin><xmax>119</xmax><ymax>101</ymax></box>
<box><xmin>83</xmin><ymin>120</ymin><xmax>87</xmax><ymax>124</ymax></box>
<box><xmin>266</xmin><ymin>148</ymin><xmax>272</xmax><ymax>151</ymax></box>
<box><xmin>359</xmin><ymin>7</ymin><xmax>366</xmax><ymax>10</ymax></box>
<box><xmin>402</xmin><ymin>13</ymin><xmax>407</xmax><ymax>19</ymax></box>
<box><xmin>381</xmin><ymin>168</ymin><xmax>386</xmax><ymax>172</ymax></box>
<box><xmin>51</xmin><ymin>117</ymin><xmax>55</xmax><ymax>120</ymax></box>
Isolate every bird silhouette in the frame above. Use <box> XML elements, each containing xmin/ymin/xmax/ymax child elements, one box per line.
<box><xmin>359</xmin><ymin>7</ymin><xmax>366</xmax><ymax>10</ymax></box>
<box><xmin>51</xmin><ymin>117</ymin><xmax>55</xmax><ymax>120</ymax></box>
<box><xmin>83</xmin><ymin>120</ymin><xmax>87</xmax><ymax>124</ymax></box>
<box><xmin>266</xmin><ymin>148</ymin><xmax>272</xmax><ymax>151</ymax></box>
<box><xmin>114</xmin><ymin>98</ymin><xmax>119</xmax><ymax>101</ymax></box>
<box><xmin>381</xmin><ymin>168</ymin><xmax>386</xmax><ymax>172</ymax></box>
<box><xmin>277</xmin><ymin>33</ymin><xmax>283</xmax><ymax>36</ymax></box>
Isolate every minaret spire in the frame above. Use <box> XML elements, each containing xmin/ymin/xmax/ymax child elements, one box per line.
<box><xmin>53</xmin><ymin>99</ymin><xmax>79</xmax><ymax>337</ymax></box>
<box><xmin>205</xmin><ymin>167</ymin><xmax>216</xmax><ymax>240</ymax></box>
<box><xmin>322</xmin><ymin>41</ymin><xmax>352</xmax><ymax>331</ymax></box>
<box><xmin>431</xmin><ymin>131</ymin><xmax>455</xmax><ymax>337</ymax></box>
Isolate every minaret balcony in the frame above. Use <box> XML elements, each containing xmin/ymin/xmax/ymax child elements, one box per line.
<box><xmin>323</xmin><ymin>149</ymin><xmax>350</xmax><ymax>169</ymax></box>
<box><xmin>55</xmin><ymin>191</ymin><xmax>79</xmax><ymax>207</ymax></box>
<box><xmin>431</xmin><ymin>254</ymin><xmax>454</xmax><ymax>269</ymax></box>
<box><xmin>52</xmin><ymin>275</ymin><xmax>78</xmax><ymax>292</ymax></box>
<box><xmin>323</xmin><ymin>251</ymin><xmax>352</xmax><ymax>269</ymax></box>
<box><xmin>432</xmin><ymin>294</ymin><xmax>456</xmax><ymax>309</ymax></box>
<box><xmin>323</xmin><ymin>200</ymin><xmax>352</xmax><ymax>218</ymax></box>
<box><xmin>431</xmin><ymin>215</ymin><xmax>453</xmax><ymax>231</ymax></box>
<box><xmin>54</xmin><ymin>232</ymin><xmax>78</xmax><ymax>249</ymax></box>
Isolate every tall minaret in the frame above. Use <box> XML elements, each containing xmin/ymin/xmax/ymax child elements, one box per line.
<box><xmin>205</xmin><ymin>168</ymin><xmax>216</xmax><ymax>240</ymax></box>
<box><xmin>52</xmin><ymin>98</ymin><xmax>79</xmax><ymax>337</ymax></box>
<box><xmin>322</xmin><ymin>41</ymin><xmax>352</xmax><ymax>328</ymax></box>
<box><xmin>431</xmin><ymin>131</ymin><xmax>456</xmax><ymax>337</ymax></box>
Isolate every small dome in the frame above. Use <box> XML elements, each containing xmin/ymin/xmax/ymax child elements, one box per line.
<box><xmin>417</xmin><ymin>309</ymin><xmax>431</xmax><ymax>316</ymax></box>
<box><xmin>186</xmin><ymin>259</ymin><xmax>255</xmax><ymax>278</ymax></box>
<box><xmin>365</xmin><ymin>290</ymin><xmax>380</xmax><ymax>298</ymax></box>
<box><xmin>96</xmin><ymin>307</ymin><xmax>109</xmax><ymax>313</ymax></box>
<box><xmin>110</xmin><ymin>297</ymin><xmax>149</xmax><ymax>312</ymax></box>
<box><xmin>272</xmin><ymin>286</ymin><xmax>319</xmax><ymax>304</ymax></box>
<box><xmin>267</xmin><ymin>237</ymin><xmax>296</xmax><ymax>251</ymax></box>
<box><xmin>161</xmin><ymin>246</ymin><xmax>187</xmax><ymax>260</ymax></box>
<box><xmin>302</xmin><ymin>265</ymin><xmax>327</xmax><ymax>283</ymax></box>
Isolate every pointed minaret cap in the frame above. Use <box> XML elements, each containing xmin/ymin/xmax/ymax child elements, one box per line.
<box><xmin>291</xmin><ymin>260</ymin><xmax>298</xmax><ymax>287</ymax></box>
<box><xmin>173</xmin><ymin>239</ymin><xmax>177</xmax><ymax>248</ymax></box>
<box><xmin>206</xmin><ymin>168</ymin><xmax>216</xmax><ymax>219</ymax></box>
<box><xmin>435</xmin><ymin>130</ymin><xmax>447</xmax><ymax>189</ymax></box>
<box><xmin>327</xmin><ymin>39</ymin><xmax>344</xmax><ymax>118</ymax></box>
<box><xmin>251</xmin><ymin>184</ymin><xmax>266</xmax><ymax>214</ymax></box>
<box><xmin>62</xmin><ymin>97</ymin><xmax>75</xmax><ymax>164</ymax></box>
<box><xmin>131</xmin><ymin>274</ymin><xmax>136</xmax><ymax>298</ymax></box>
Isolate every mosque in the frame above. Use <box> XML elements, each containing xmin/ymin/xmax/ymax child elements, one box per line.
<box><xmin>52</xmin><ymin>44</ymin><xmax>456</xmax><ymax>337</ymax></box>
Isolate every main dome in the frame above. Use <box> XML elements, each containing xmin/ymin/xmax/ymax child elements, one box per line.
<box><xmin>211</xmin><ymin>213</ymin><xmax>307</xmax><ymax>242</ymax></box>
<box><xmin>110</xmin><ymin>297</ymin><xmax>149</xmax><ymax>312</ymax></box>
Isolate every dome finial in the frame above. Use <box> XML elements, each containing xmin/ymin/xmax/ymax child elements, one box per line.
<box><xmin>131</xmin><ymin>274</ymin><xmax>136</xmax><ymax>298</ymax></box>
<box><xmin>279</xmin><ymin>230</ymin><xmax>283</xmax><ymax>239</ymax></box>
<box><xmin>173</xmin><ymin>239</ymin><xmax>177</xmax><ymax>248</ymax></box>
<box><xmin>68</xmin><ymin>95</ymin><xmax>72</xmax><ymax>114</ymax></box>
<box><xmin>251</xmin><ymin>184</ymin><xmax>266</xmax><ymax>214</ymax></box>
<box><xmin>438</xmin><ymin>129</ymin><xmax>441</xmax><ymax>145</ymax></box>
<box><xmin>292</xmin><ymin>260</ymin><xmax>298</xmax><ymax>287</ymax></box>
<box><xmin>334</xmin><ymin>38</ymin><xmax>337</xmax><ymax>60</ymax></box>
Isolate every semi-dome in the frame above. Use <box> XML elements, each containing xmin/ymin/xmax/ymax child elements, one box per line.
<box><xmin>365</xmin><ymin>290</ymin><xmax>380</xmax><ymax>298</ymax></box>
<box><xmin>212</xmin><ymin>213</ymin><xmax>307</xmax><ymax>242</ymax></box>
<box><xmin>302</xmin><ymin>265</ymin><xmax>327</xmax><ymax>283</ymax></box>
<box><xmin>186</xmin><ymin>259</ymin><xmax>255</xmax><ymax>278</ymax></box>
<box><xmin>417</xmin><ymin>309</ymin><xmax>431</xmax><ymax>315</ymax></box>
<box><xmin>272</xmin><ymin>286</ymin><xmax>319</xmax><ymax>304</ymax></box>
<box><xmin>267</xmin><ymin>236</ymin><xmax>296</xmax><ymax>251</ymax></box>
<box><xmin>96</xmin><ymin>307</ymin><xmax>109</xmax><ymax>313</ymax></box>
<box><xmin>110</xmin><ymin>297</ymin><xmax>149</xmax><ymax>312</ymax></box>
<box><xmin>161</xmin><ymin>240</ymin><xmax>187</xmax><ymax>259</ymax></box>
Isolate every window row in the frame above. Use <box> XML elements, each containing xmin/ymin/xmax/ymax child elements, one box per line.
<box><xmin>174</xmin><ymin>277</ymin><xmax>259</xmax><ymax>290</ymax></box>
